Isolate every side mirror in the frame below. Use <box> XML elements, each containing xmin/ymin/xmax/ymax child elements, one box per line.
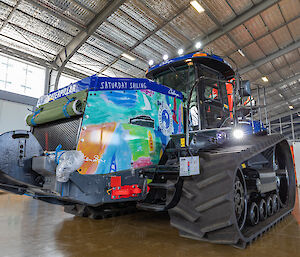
<box><xmin>240</xmin><ymin>80</ymin><xmax>251</xmax><ymax>97</ymax></box>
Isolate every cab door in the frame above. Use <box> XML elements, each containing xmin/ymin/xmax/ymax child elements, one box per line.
<box><xmin>198</xmin><ymin>67</ymin><xmax>230</xmax><ymax>129</ymax></box>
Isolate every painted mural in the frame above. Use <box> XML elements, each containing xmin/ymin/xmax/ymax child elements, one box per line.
<box><xmin>77</xmin><ymin>89</ymin><xmax>184</xmax><ymax>175</ymax></box>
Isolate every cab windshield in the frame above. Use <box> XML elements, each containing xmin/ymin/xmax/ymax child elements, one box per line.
<box><xmin>153</xmin><ymin>65</ymin><xmax>195</xmax><ymax>98</ymax></box>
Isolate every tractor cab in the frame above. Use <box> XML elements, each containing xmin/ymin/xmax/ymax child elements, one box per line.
<box><xmin>146</xmin><ymin>52</ymin><xmax>235</xmax><ymax>131</ymax></box>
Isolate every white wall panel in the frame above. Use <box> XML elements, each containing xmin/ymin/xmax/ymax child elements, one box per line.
<box><xmin>0</xmin><ymin>99</ymin><xmax>32</xmax><ymax>134</ymax></box>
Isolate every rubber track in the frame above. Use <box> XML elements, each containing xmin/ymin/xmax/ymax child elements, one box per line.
<box><xmin>64</xmin><ymin>202</ymin><xmax>138</xmax><ymax>219</ymax></box>
<box><xmin>168</xmin><ymin>134</ymin><xmax>296</xmax><ymax>248</ymax></box>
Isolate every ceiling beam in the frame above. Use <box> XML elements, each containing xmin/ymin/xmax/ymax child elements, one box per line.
<box><xmin>251</xmin><ymin>75</ymin><xmax>300</xmax><ymax>115</ymax></box>
<box><xmin>267</xmin><ymin>107</ymin><xmax>300</xmax><ymax>123</ymax></box>
<box><xmin>265</xmin><ymin>92</ymin><xmax>300</xmax><ymax>111</ymax></box>
<box><xmin>27</xmin><ymin>0</ymin><xmax>84</xmax><ymax>30</ymax></box>
<box><xmin>185</xmin><ymin>0</ymin><xmax>279</xmax><ymax>53</ymax></box>
<box><xmin>93</xmin><ymin>32</ymin><xmax>147</xmax><ymax>64</ymax></box>
<box><xmin>225</xmin><ymin>14</ymin><xmax>300</xmax><ymax>60</ymax></box>
<box><xmin>0</xmin><ymin>41</ymin><xmax>53</xmax><ymax>67</ymax></box>
<box><xmin>240</xmin><ymin>40</ymin><xmax>300</xmax><ymax>74</ymax></box>
<box><xmin>250</xmin><ymin>59</ymin><xmax>300</xmax><ymax>87</ymax></box>
<box><xmin>52</xmin><ymin>0</ymin><xmax>124</xmax><ymax>90</ymax></box>
<box><xmin>0</xmin><ymin>42</ymin><xmax>88</xmax><ymax>79</ymax></box>
<box><xmin>0</xmin><ymin>0</ymin><xmax>21</xmax><ymax>33</ymax></box>
<box><xmin>253</xmin><ymin>75</ymin><xmax>300</xmax><ymax>122</ymax></box>
<box><xmin>96</xmin><ymin>0</ymin><xmax>192</xmax><ymax>76</ymax></box>
<box><xmin>252</xmin><ymin>73</ymin><xmax>300</xmax><ymax>97</ymax></box>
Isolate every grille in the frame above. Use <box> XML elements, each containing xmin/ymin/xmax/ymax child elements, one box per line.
<box><xmin>33</xmin><ymin>117</ymin><xmax>82</xmax><ymax>151</ymax></box>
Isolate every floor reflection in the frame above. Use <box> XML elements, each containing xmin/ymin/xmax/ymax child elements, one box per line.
<box><xmin>0</xmin><ymin>189</ymin><xmax>299</xmax><ymax>257</ymax></box>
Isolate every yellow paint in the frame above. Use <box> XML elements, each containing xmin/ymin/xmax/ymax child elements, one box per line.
<box><xmin>147</xmin><ymin>179</ymin><xmax>153</xmax><ymax>184</ymax></box>
<box><xmin>224</xmin><ymin>104</ymin><xmax>228</xmax><ymax>109</ymax></box>
<box><xmin>76</xmin><ymin>122</ymin><xmax>117</xmax><ymax>174</ymax></box>
<box><xmin>148</xmin><ymin>131</ymin><xmax>154</xmax><ymax>152</ymax></box>
<box><xmin>241</xmin><ymin>163</ymin><xmax>246</xmax><ymax>168</ymax></box>
<box><xmin>180</xmin><ymin>137</ymin><xmax>185</xmax><ymax>147</ymax></box>
<box><xmin>193</xmin><ymin>53</ymin><xmax>207</xmax><ymax>57</ymax></box>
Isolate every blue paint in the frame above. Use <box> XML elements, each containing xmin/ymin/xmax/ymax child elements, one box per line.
<box><xmin>95</xmin><ymin>124</ymin><xmax>132</xmax><ymax>174</ymax></box>
<box><xmin>240</xmin><ymin>120</ymin><xmax>267</xmax><ymax>135</ymax></box>
<box><xmin>40</xmin><ymin>75</ymin><xmax>184</xmax><ymax>106</ymax></box>
<box><xmin>146</xmin><ymin>51</ymin><xmax>229</xmax><ymax>74</ymax></box>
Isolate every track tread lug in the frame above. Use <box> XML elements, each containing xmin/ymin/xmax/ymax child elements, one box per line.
<box><xmin>168</xmin><ymin>136</ymin><xmax>295</xmax><ymax>247</ymax></box>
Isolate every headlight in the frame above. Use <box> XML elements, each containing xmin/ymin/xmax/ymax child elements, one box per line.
<box><xmin>233</xmin><ymin>128</ymin><xmax>244</xmax><ymax>139</ymax></box>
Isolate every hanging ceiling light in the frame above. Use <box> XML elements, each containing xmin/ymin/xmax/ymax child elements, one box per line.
<box><xmin>190</xmin><ymin>1</ymin><xmax>205</xmax><ymax>13</ymax></box>
<box><xmin>178</xmin><ymin>48</ymin><xmax>184</xmax><ymax>55</ymax></box>
<box><xmin>148</xmin><ymin>60</ymin><xmax>154</xmax><ymax>66</ymax></box>
<box><xmin>195</xmin><ymin>42</ymin><xmax>202</xmax><ymax>49</ymax></box>
<box><xmin>163</xmin><ymin>54</ymin><xmax>169</xmax><ymax>61</ymax></box>
<box><xmin>262</xmin><ymin>76</ymin><xmax>268</xmax><ymax>82</ymax></box>
<box><xmin>238</xmin><ymin>49</ymin><xmax>245</xmax><ymax>57</ymax></box>
<box><xmin>289</xmin><ymin>105</ymin><xmax>294</xmax><ymax>110</ymax></box>
<box><xmin>121</xmin><ymin>53</ymin><xmax>135</xmax><ymax>61</ymax></box>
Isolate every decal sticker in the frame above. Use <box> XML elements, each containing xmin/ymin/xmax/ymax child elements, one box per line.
<box><xmin>158</xmin><ymin>102</ymin><xmax>174</xmax><ymax>136</ymax></box>
<box><xmin>180</xmin><ymin>156</ymin><xmax>200</xmax><ymax>176</ymax></box>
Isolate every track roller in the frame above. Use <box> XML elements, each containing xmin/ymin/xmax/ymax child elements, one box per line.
<box><xmin>259</xmin><ymin>199</ymin><xmax>267</xmax><ymax>221</ymax></box>
<box><xmin>166</xmin><ymin>135</ymin><xmax>295</xmax><ymax>247</ymax></box>
<box><xmin>248</xmin><ymin>202</ymin><xmax>259</xmax><ymax>226</ymax></box>
<box><xmin>266</xmin><ymin>196</ymin><xmax>274</xmax><ymax>216</ymax></box>
<box><xmin>272</xmin><ymin>194</ymin><xmax>280</xmax><ymax>213</ymax></box>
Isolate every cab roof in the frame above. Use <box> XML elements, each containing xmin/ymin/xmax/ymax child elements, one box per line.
<box><xmin>146</xmin><ymin>52</ymin><xmax>235</xmax><ymax>80</ymax></box>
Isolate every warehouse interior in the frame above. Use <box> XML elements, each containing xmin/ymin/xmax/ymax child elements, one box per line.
<box><xmin>0</xmin><ymin>0</ymin><xmax>300</xmax><ymax>256</ymax></box>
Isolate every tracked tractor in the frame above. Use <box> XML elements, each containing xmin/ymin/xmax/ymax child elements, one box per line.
<box><xmin>0</xmin><ymin>52</ymin><xmax>295</xmax><ymax>248</ymax></box>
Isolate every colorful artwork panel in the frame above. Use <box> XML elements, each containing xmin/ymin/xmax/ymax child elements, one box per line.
<box><xmin>77</xmin><ymin>89</ymin><xmax>183</xmax><ymax>175</ymax></box>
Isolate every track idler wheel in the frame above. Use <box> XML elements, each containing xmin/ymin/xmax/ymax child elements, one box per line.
<box><xmin>272</xmin><ymin>194</ymin><xmax>280</xmax><ymax>213</ymax></box>
<box><xmin>266</xmin><ymin>196</ymin><xmax>274</xmax><ymax>216</ymax></box>
<box><xmin>259</xmin><ymin>199</ymin><xmax>267</xmax><ymax>221</ymax></box>
<box><xmin>248</xmin><ymin>202</ymin><xmax>259</xmax><ymax>226</ymax></box>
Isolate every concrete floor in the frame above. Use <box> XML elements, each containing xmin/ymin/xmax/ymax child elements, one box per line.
<box><xmin>0</xmin><ymin>190</ymin><xmax>299</xmax><ymax>257</ymax></box>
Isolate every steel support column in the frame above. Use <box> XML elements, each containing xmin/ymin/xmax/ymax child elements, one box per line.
<box><xmin>291</xmin><ymin>114</ymin><xmax>295</xmax><ymax>141</ymax></box>
<box><xmin>280</xmin><ymin>118</ymin><xmax>283</xmax><ymax>134</ymax></box>
<box><xmin>44</xmin><ymin>67</ymin><xmax>51</xmax><ymax>95</ymax></box>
